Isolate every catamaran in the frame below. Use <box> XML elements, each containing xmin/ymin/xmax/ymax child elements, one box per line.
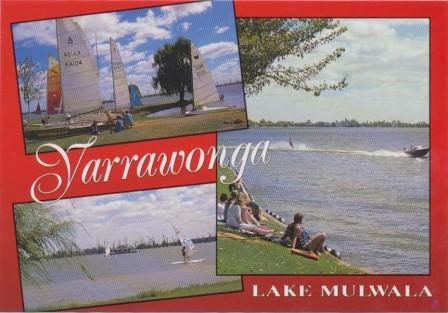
<box><xmin>46</xmin><ymin>54</ymin><xmax>63</xmax><ymax>114</ymax></box>
<box><xmin>25</xmin><ymin>18</ymin><xmax>114</xmax><ymax>139</ymax></box>
<box><xmin>110</xmin><ymin>37</ymin><xmax>131</xmax><ymax>111</ymax></box>
<box><xmin>57</xmin><ymin>18</ymin><xmax>105</xmax><ymax>123</ymax></box>
<box><xmin>171</xmin><ymin>225</ymin><xmax>205</xmax><ymax>264</ymax></box>
<box><xmin>128</xmin><ymin>84</ymin><xmax>142</xmax><ymax>107</ymax></box>
<box><xmin>185</xmin><ymin>42</ymin><xmax>229</xmax><ymax>116</ymax></box>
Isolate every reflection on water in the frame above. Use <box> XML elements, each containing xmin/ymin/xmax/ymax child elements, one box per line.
<box><xmin>22</xmin><ymin>242</ymin><xmax>237</xmax><ymax>310</ymax></box>
<box><xmin>219</xmin><ymin>127</ymin><xmax>429</xmax><ymax>274</ymax></box>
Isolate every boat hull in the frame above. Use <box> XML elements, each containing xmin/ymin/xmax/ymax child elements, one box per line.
<box><xmin>25</xmin><ymin>123</ymin><xmax>113</xmax><ymax>140</ymax></box>
<box><xmin>404</xmin><ymin>148</ymin><xmax>429</xmax><ymax>158</ymax></box>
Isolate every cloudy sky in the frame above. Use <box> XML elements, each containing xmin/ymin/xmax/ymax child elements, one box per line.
<box><xmin>12</xmin><ymin>1</ymin><xmax>241</xmax><ymax>112</ymax></box>
<box><xmin>247</xmin><ymin>19</ymin><xmax>429</xmax><ymax>123</ymax></box>
<box><xmin>48</xmin><ymin>184</ymin><xmax>216</xmax><ymax>249</ymax></box>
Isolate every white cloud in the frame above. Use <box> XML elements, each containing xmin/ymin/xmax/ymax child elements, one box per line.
<box><xmin>212</xmin><ymin>59</ymin><xmax>241</xmax><ymax>84</ymax></box>
<box><xmin>214</xmin><ymin>26</ymin><xmax>230</xmax><ymax>34</ymax></box>
<box><xmin>199</xmin><ymin>41</ymin><xmax>239</xmax><ymax>60</ymax></box>
<box><xmin>13</xmin><ymin>1</ymin><xmax>213</xmax><ymax>51</ymax></box>
<box><xmin>181</xmin><ymin>22</ymin><xmax>192</xmax><ymax>31</ymax></box>
<box><xmin>50</xmin><ymin>184</ymin><xmax>216</xmax><ymax>249</ymax></box>
<box><xmin>159</xmin><ymin>1</ymin><xmax>212</xmax><ymax>25</ymax></box>
<box><xmin>13</xmin><ymin>20</ymin><xmax>56</xmax><ymax>46</ymax></box>
<box><xmin>248</xmin><ymin>19</ymin><xmax>429</xmax><ymax>123</ymax></box>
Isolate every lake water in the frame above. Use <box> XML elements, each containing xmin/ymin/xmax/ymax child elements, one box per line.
<box><xmin>147</xmin><ymin>83</ymin><xmax>246</xmax><ymax>118</ymax></box>
<box><xmin>219</xmin><ymin>127</ymin><xmax>429</xmax><ymax>274</ymax></box>
<box><xmin>22</xmin><ymin>242</ymin><xmax>238</xmax><ymax>310</ymax></box>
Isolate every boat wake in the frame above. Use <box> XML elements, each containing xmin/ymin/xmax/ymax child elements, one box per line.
<box><xmin>223</xmin><ymin>141</ymin><xmax>410</xmax><ymax>158</ymax></box>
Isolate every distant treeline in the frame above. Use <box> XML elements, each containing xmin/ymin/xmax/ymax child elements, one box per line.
<box><xmin>249</xmin><ymin>118</ymin><xmax>429</xmax><ymax>128</ymax></box>
<box><xmin>47</xmin><ymin>235</ymin><xmax>216</xmax><ymax>259</ymax></box>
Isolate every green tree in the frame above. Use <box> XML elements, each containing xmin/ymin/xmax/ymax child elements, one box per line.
<box><xmin>152</xmin><ymin>37</ymin><xmax>192</xmax><ymax>103</ymax></box>
<box><xmin>18</xmin><ymin>57</ymin><xmax>41</xmax><ymax>124</ymax></box>
<box><xmin>14</xmin><ymin>203</ymin><xmax>77</xmax><ymax>280</ymax></box>
<box><xmin>238</xmin><ymin>18</ymin><xmax>348</xmax><ymax>96</ymax></box>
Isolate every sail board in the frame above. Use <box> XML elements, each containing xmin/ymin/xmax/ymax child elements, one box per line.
<box><xmin>110</xmin><ymin>38</ymin><xmax>131</xmax><ymax>110</ymax></box>
<box><xmin>128</xmin><ymin>84</ymin><xmax>142</xmax><ymax>107</ymax></box>
<box><xmin>46</xmin><ymin>55</ymin><xmax>63</xmax><ymax>114</ymax></box>
<box><xmin>190</xmin><ymin>42</ymin><xmax>220</xmax><ymax>110</ymax></box>
<box><xmin>56</xmin><ymin>18</ymin><xmax>102</xmax><ymax>115</ymax></box>
<box><xmin>172</xmin><ymin>225</ymin><xmax>195</xmax><ymax>259</ymax></box>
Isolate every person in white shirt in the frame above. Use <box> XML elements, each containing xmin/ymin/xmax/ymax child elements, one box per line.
<box><xmin>226</xmin><ymin>193</ymin><xmax>274</xmax><ymax>235</ymax></box>
<box><xmin>217</xmin><ymin>193</ymin><xmax>227</xmax><ymax>221</ymax></box>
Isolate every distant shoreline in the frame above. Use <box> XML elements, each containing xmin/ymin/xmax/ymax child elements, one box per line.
<box><xmin>249</xmin><ymin>120</ymin><xmax>429</xmax><ymax>128</ymax></box>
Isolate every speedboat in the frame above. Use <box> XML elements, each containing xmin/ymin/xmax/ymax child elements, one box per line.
<box><xmin>403</xmin><ymin>145</ymin><xmax>429</xmax><ymax>158</ymax></box>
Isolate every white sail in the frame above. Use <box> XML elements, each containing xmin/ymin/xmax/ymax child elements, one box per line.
<box><xmin>56</xmin><ymin>18</ymin><xmax>102</xmax><ymax>114</ymax></box>
<box><xmin>172</xmin><ymin>225</ymin><xmax>195</xmax><ymax>257</ymax></box>
<box><xmin>191</xmin><ymin>42</ymin><xmax>220</xmax><ymax>109</ymax></box>
<box><xmin>110</xmin><ymin>38</ymin><xmax>131</xmax><ymax>110</ymax></box>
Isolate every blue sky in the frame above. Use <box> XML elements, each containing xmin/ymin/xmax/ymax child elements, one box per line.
<box><xmin>12</xmin><ymin>1</ymin><xmax>241</xmax><ymax>112</ymax></box>
<box><xmin>49</xmin><ymin>184</ymin><xmax>216</xmax><ymax>249</ymax></box>
<box><xmin>246</xmin><ymin>19</ymin><xmax>429</xmax><ymax>123</ymax></box>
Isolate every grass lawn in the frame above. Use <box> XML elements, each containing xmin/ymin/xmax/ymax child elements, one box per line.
<box><xmin>24</xmin><ymin>108</ymin><xmax>247</xmax><ymax>153</ymax></box>
<box><xmin>31</xmin><ymin>279</ymin><xmax>242</xmax><ymax>311</ymax></box>
<box><xmin>217</xmin><ymin>165</ymin><xmax>366</xmax><ymax>275</ymax></box>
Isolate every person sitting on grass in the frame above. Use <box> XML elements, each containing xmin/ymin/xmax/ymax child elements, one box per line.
<box><xmin>223</xmin><ymin>191</ymin><xmax>237</xmax><ymax>222</ymax></box>
<box><xmin>281</xmin><ymin>212</ymin><xmax>327</xmax><ymax>255</ymax></box>
<box><xmin>90</xmin><ymin>120</ymin><xmax>102</xmax><ymax>135</ymax></box>
<box><xmin>217</xmin><ymin>193</ymin><xmax>227</xmax><ymax>221</ymax></box>
<box><xmin>111</xmin><ymin>116</ymin><xmax>124</xmax><ymax>133</ymax></box>
<box><xmin>226</xmin><ymin>193</ymin><xmax>274</xmax><ymax>235</ymax></box>
<box><xmin>125</xmin><ymin>110</ymin><xmax>134</xmax><ymax>128</ymax></box>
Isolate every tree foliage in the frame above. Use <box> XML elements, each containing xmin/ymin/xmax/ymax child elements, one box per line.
<box><xmin>18</xmin><ymin>57</ymin><xmax>41</xmax><ymax>123</ymax></box>
<box><xmin>152</xmin><ymin>37</ymin><xmax>192</xmax><ymax>102</ymax></box>
<box><xmin>237</xmin><ymin>18</ymin><xmax>348</xmax><ymax>96</ymax></box>
<box><xmin>14</xmin><ymin>203</ymin><xmax>77</xmax><ymax>280</ymax></box>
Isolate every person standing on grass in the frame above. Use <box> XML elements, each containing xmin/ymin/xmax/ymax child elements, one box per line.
<box><xmin>282</xmin><ymin>212</ymin><xmax>327</xmax><ymax>255</ymax></box>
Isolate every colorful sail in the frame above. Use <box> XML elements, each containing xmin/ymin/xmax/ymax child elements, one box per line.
<box><xmin>110</xmin><ymin>38</ymin><xmax>130</xmax><ymax>110</ymax></box>
<box><xmin>46</xmin><ymin>55</ymin><xmax>63</xmax><ymax>114</ymax></box>
<box><xmin>128</xmin><ymin>84</ymin><xmax>142</xmax><ymax>107</ymax></box>
<box><xmin>191</xmin><ymin>42</ymin><xmax>220</xmax><ymax>109</ymax></box>
<box><xmin>56</xmin><ymin>18</ymin><xmax>102</xmax><ymax>114</ymax></box>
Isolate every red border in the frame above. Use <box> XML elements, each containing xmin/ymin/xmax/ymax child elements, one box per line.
<box><xmin>1</xmin><ymin>0</ymin><xmax>447</xmax><ymax>311</ymax></box>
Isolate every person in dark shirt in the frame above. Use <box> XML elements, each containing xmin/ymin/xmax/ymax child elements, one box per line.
<box><xmin>282</xmin><ymin>212</ymin><xmax>327</xmax><ymax>255</ymax></box>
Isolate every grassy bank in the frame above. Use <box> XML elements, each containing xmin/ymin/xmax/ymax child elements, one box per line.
<box><xmin>25</xmin><ymin>108</ymin><xmax>247</xmax><ymax>153</ymax></box>
<box><xmin>217</xmin><ymin>166</ymin><xmax>366</xmax><ymax>275</ymax></box>
<box><xmin>31</xmin><ymin>279</ymin><xmax>242</xmax><ymax>311</ymax></box>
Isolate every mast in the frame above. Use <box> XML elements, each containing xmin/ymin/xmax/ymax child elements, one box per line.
<box><xmin>55</xmin><ymin>20</ymin><xmax>64</xmax><ymax>115</ymax></box>
<box><xmin>95</xmin><ymin>32</ymin><xmax>99</xmax><ymax>69</ymax></box>
<box><xmin>189</xmin><ymin>40</ymin><xmax>195</xmax><ymax>111</ymax></box>
<box><xmin>110</xmin><ymin>37</ymin><xmax>117</xmax><ymax>112</ymax></box>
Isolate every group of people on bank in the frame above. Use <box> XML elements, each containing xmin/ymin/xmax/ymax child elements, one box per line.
<box><xmin>90</xmin><ymin>110</ymin><xmax>134</xmax><ymax>135</ymax></box>
<box><xmin>217</xmin><ymin>179</ymin><xmax>327</xmax><ymax>255</ymax></box>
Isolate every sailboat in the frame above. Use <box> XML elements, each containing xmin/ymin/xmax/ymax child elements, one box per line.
<box><xmin>57</xmin><ymin>18</ymin><xmax>104</xmax><ymax>120</ymax></box>
<box><xmin>170</xmin><ymin>225</ymin><xmax>205</xmax><ymax>264</ymax></box>
<box><xmin>46</xmin><ymin>54</ymin><xmax>63</xmax><ymax>114</ymax></box>
<box><xmin>110</xmin><ymin>38</ymin><xmax>131</xmax><ymax>111</ymax></box>
<box><xmin>128</xmin><ymin>84</ymin><xmax>142</xmax><ymax>107</ymax></box>
<box><xmin>185</xmin><ymin>42</ymin><xmax>229</xmax><ymax>116</ymax></box>
<box><xmin>25</xmin><ymin>18</ymin><xmax>114</xmax><ymax>140</ymax></box>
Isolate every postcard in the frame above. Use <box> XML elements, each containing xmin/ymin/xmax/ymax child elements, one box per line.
<box><xmin>217</xmin><ymin>17</ymin><xmax>430</xmax><ymax>276</ymax></box>
<box><xmin>14</xmin><ymin>185</ymin><xmax>241</xmax><ymax>311</ymax></box>
<box><xmin>1</xmin><ymin>1</ymin><xmax>447</xmax><ymax>312</ymax></box>
<box><xmin>11</xmin><ymin>0</ymin><xmax>247</xmax><ymax>154</ymax></box>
